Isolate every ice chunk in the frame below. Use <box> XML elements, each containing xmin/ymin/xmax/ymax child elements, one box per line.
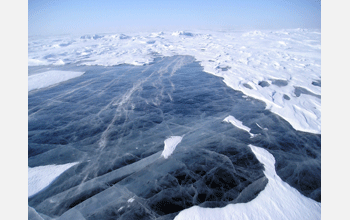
<box><xmin>28</xmin><ymin>70</ymin><xmax>84</xmax><ymax>92</ymax></box>
<box><xmin>161</xmin><ymin>136</ymin><xmax>183</xmax><ymax>159</ymax></box>
<box><xmin>28</xmin><ymin>162</ymin><xmax>78</xmax><ymax>198</ymax></box>
<box><xmin>175</xmin><ymin>145</ymin><xmax>321</xmax><ymax>220</ymax></box>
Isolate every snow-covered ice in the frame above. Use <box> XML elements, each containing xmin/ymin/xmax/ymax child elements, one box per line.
<box><xmin>28</xmin><ymin>29</ymin><xmax>320</xmax><ymax>134</ymax></box>
<box><xmin>28</xmin><ymin>52</ymin><xmax>320</xmax><ymax>219</ymax></box>
<box><xmin>28</xmin><ymin>162</ymin><xmax>78</xmax><ymax>197</ymax></box>
<box><xmin>161</xmin><ymin>136</ymin><xmax>183</xmax><ymax>159</ymax></box>
<box><xmin>174</xmin><ymin>145</ymin><xmax>321</xmax><ymax>220</ymax></box>
<box><xmin>223</xmin><ymin>115</ymin><xmax>256</xmax><ymax>138</ymax></box>
<box><xmin>28</xmin><ymin>70</ymin><xmax>84</xmax><ymax>92</ymax></box>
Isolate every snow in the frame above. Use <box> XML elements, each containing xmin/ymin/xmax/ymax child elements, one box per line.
<box><xmin>28</xmin><ymin>29</ymin><xmax>321</xmax><ymax>134</ymax></box>
<box><xmin>28</xmin><ymin>70</ymin><xmax>84</xmax><ymax>92</ymax></box>
<box><xmin>161</xmin><ymin>136</ymin><xmax>183</xmax><ymax>159</ymax></box>
<box><xmin>223</xmin><ymin>115</ymin><xmax>256</xmax><ymax>138</ymax></box>
<box><xmin>256</xmin><ymin>123</ymin><xmax>268</xmax><ymax>130</ymax></box>
<box><xmin>174</xmin><ymin>145</ymin><xmax>321</xmax><ymax>220</ymax></box>
<box><xmin>28</xmin><ymin>162</ymin><xmax>79</xmax><ymax>198</ymax></box>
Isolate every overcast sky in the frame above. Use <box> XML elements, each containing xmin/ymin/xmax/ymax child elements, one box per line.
<box><xmin>29</xmin><ymin>0</ymin><xmax>321</xmax><ymax>36</ymax></box>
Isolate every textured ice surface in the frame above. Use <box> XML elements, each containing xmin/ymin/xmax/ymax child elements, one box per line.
<box><xmin>175</xmin><ymin>145</ymin><xmax>321</xmax><ymax>220</ymax></box>
<box><xmin>28</xmin><ymin>55</ymin><xmax>320</xmax><ymax>219</ymax></box>
<box><xmin>28</xmin><ymin>70</ymin><xmax>84</xmax><ymax>91</ymax></box>
<box><xmin>28</xmin><ymin>29</ymin><xmax>321</xmax><ymax>134</ymax></box>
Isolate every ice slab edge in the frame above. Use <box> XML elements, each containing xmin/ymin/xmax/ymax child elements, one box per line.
<box><xmin>174</xmin><ymin>145</ymin><xmax>321</xmax><ymax>220</ymax></box>
<box><xmin>32</xmin><ymin>152</ymin><xmax>162</xmax><ymax>217</ymax></box>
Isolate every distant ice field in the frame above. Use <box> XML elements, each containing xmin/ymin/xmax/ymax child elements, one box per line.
<box><xmin>28</xmin><ymin>55</ymin><xmax>320</xmax><ymax>219</ymax></box>
<box><xmin>28</xmin><ymin>29</ymin><xmax>321</xmax><ymax>134</ymax></box>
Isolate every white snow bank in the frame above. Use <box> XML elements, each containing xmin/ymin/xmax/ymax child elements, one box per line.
<box><xmin>28</xmin><ymin>70</ymin><xmax>84</xmax><ymax>92</ymax></box>
<box><xmin>28</xmin><ymin>29</ymin><xmax>321</xmax><ymax>133</ymax></box>
<box><xmin>223</xmin><ymin>115</ymin><xmax>256</xmax><ymax>138</ymax></box>
<box><xmin>161</xmin><ymin>136</ymin><xmax>183</xmax><ymax>159</ymax></box>
<box><xmin>174</xmin><ymin>145</ymin><xmax>321</xmax><ymax>220</ymax></box>
<box><xmin>28</xmin><ymin>162</ymin><xmax>79</xmax><ymax>198</ymax></box>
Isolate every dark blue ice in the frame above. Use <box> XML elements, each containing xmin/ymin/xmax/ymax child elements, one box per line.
<box><xmin>28</xmin><ymin>56</ymin><xmax>320</xmax><ymax>219</ymax></box>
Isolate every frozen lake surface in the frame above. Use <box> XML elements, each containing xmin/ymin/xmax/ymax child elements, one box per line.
<box><xmin>28</xmin><ymin>55</ymin><xmax>320</xmax><ymax>219</ymax></box>
<box><xmin>29</xmin><ymin>29</ymin><xmax>321</xmax><ymax>134</ymax></box>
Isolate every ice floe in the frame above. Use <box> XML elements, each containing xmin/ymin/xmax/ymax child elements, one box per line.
<box><xmin>174</xmin><ymin>145</ymin><xmax>321</xmax><ymax>220</ymax></box>
<box><xmin>28</xmin><ymin>29</ymin><xmax>321</xmax><ymax>134</ymax></box>
<box><xmin>28</xmin><ymin>162</ymin><xmax>78</xmax><ymax>198</ymax></box>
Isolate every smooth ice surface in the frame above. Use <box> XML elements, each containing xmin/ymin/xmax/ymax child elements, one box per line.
<box><xmin>175</xmin><ymin>145</ymin><xmax>321</xmax><ymax>220</ymax></box>
<box><xmin>161</xmin><ymin>136</ymin><xmax>183</xmax><ymax>159</ymax></box>
<box><xmin>223</xmin><ymin>115</ymin><xmax>256</xmax><ymax>138</ymax></box>
<box><xmin>28</xmin><ymin>162</ymin><xmax>78</xmax><ymax>198</ymax></box>
<box><xmin>28</xmin><ymin>29</ymin><xmax>321</xmax><ymax>134</ymax></box>
<box><xmin>28</xmin><ymin>70</ymin><xmax>84</xmax><ymax>91</ymax></box>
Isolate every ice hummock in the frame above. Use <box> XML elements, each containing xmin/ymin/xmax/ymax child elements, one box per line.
<box><xmin>28</xmin><ymin>70</ymin><xmax>84</xmax><ymax>92</ymax></box>
<box><xmin>174</xmin><ymin>145</ymin><xmax>321</xmax><ymax>220</ymax></box>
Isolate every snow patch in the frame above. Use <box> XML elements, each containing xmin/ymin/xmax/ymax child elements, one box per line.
<box><xmin>161</xmin><ymin>136</ymin><xmax>183</xmax><ymax>159</ymax></box>
<box><xmin>223</xmin><ymin>115</ymin><xmax>256</xmax><ymax>138</ymax></box>
<box><xmin>28</xmin><ymin>162</ymin><xmax>79</xmax><ymax>198</ymax></box>
<box><xmin>28</xmin><ymin>70</ymin><xmax>84</xmax><ymax>91</ymax></box>
<box><xmin>174</xmin><ymin>145</ymin><xmax>321</xmax><ymax>220</ymax></box>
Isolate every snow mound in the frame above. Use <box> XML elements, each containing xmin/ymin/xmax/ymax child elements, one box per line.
<box><xmin>28</xmin><ymin>162</ymin><xmax>79</xmax><ymax>198</ymax></box>
<box><xmin>28</xmin><ymin>70</ymin><xmax>84</xmax><ymax>92</ymax></box>
<box><xmin>174</xmin><ymin>145</ymin><xmax>321</xmax><ymax>220</ymax></box>
<box><xmin>161</xmin><ymin>136</ymin><xmax>183</xmax><ymax>159</ymax></box>
<box><xmin>172</xmin><ymin>31</ymin><xmax>195</xmax><ymax>37</ymax></box>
